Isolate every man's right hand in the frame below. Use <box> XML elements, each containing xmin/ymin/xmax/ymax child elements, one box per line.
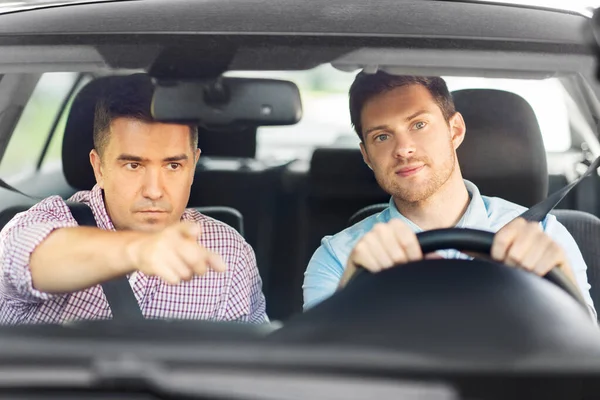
<box><xmin>125</xmin><ymin>222</ymin><xmax>227</xmax><ymax>285</ymax></box>
<box><xmin>338</xmin><ymin>220</ymin><xmax>424</xmax><ymax>288</ymax></box>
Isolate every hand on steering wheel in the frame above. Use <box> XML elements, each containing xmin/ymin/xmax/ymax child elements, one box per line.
<box><xmin>341</xmin><ymin>217</ymin><xmax>586</xmax><ymax>309</ymax></box>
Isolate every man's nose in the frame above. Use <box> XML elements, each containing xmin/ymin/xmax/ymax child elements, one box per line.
<box><xmin>392</xmin><ymin>134</ymin><xmax>416</xmax><ymax>159</ymax></box>
<box><xmin>141</xmin><ymin>168</ymin><xmax>164</xmax><ymax>200</ymax></box>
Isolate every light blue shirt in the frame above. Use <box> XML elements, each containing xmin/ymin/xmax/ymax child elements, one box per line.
<box><xmin>303</xmin><ymin>180</ymin><xmax>597</xmax><ymax>319</ymax></box>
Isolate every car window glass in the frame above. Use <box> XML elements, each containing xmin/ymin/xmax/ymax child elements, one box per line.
<box><xmin>229</xmin><ymin>66</ymin><xmax>574</xmax><ymax>162</ymax></box>
<box><xmin>0</xmin><ymin>72</ymin><xmax>79</xmax><ymax>182</ymax></box>
<box><xmin>39</xmin><ymin>75</ymin><xmax>92</xmax><ymax>174</ymax></box>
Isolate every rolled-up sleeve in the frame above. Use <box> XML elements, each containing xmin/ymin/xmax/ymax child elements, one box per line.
<box><xmin>544</xmin><ymin>214</ymin><xmax>597</xmax><ymax>321</ymax></box>
<box><xmin>0</xmin><ymin>197</ymin><xmax>77</xmax><ymax>305</ymax></box>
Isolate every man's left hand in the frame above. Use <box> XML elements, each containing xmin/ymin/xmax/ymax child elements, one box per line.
<box><xmin>491</xmin><ymin>217</ymin><xmax>578</xmax><ymax>288</ymax></box>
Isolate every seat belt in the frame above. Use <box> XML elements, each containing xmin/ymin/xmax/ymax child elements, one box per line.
<box><xmin>519</xmin><ymin>155</ymin><xmax>600</xmax><ymax>222</ymax></box>
<box><xmin>66</xmin><ymin>202</ymin><xmax>144</xmax><ymax>321</ymax></box>
<box><xmin>515</xmin><ymin>156</ymin><xmax>600</xmax><ymax>311</ymax></box>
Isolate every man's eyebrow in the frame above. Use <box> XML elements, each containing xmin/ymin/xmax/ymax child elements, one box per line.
<box><xmin>363</xmin><ymin>110</ymin><xmax>432</xmax><ymax>137</ymax></box>
<box><xmin>116</xmin><ymin>154</ymin><xmax>148</xmax><ymax>162</ymax></box>
<box><xmin>163</xmin><ymin>154</ymin><xmax>189</xmax><ymax>162</ymax></box>
<box><xmin>405</xmin><ymin>110</ymin><xmax>430</xmax><ymax>121</ymax></box>
<box><xmin>364</xmin><ymin>125</ymin><xmax>391</xmax><ymax>137</ymax></box>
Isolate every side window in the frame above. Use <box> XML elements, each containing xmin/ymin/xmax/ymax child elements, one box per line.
<box><xmin>0</xmin><ymin>72</ymin><xmax>80</xmax><ymax>182</ymax></box>
<box><xmin>40</xmin><ymin>75</ymin><xmax>92</xmax><ymax>173</ymax></box>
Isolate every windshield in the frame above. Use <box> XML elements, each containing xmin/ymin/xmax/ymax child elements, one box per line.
<box><xmin>1</xmin><ymin>1</ymin><xmax>600</xmax><ymax>395</ymax></box>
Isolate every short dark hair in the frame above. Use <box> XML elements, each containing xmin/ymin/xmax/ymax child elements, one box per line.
<box><xmin>349</xmin><ymin>71</ymin><xmax>456</xmax><ymax>141</ymax></box>
<box><xmin>93</xmin><ymin>74</ymin><xmax>199</xmax><ymax>156</ymax></box>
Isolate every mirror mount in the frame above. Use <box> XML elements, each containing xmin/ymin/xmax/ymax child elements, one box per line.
<box><xmin>203</xmin><ymin>78</ymin><xmax>231</xmax><ymax>107</ymax></box>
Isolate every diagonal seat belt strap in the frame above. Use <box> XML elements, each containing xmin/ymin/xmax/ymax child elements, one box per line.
<box><xmin>515</xmin><ymin>156</ymin><xmax>600</xmax><ymax>312</ymax></box>
<box><xmin>97</xmin><ymin>277</ymin><xmax>145</xmax><ymax>321</ymax></box>
<box><xmin>0</xmin><ymin>178</ymin><xmax>35</xmax><ymax>199</ymax></box>
<box><xmin>519</xmin><ymin>155</ymin><xmax>600</xmax><ymax>222</ymax></box>
<box><xmin>66</xmin><ymin>201</ymin><xmax>144</xmax><ymax>321</ymax></box>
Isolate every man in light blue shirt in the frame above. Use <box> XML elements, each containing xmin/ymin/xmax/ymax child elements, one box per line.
<box><xmin>303</xmin><ymin>71</ymin><xmax>596</xmax><ymax>319</ymax></box>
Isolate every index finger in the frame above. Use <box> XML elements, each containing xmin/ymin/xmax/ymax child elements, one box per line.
<box><xmin>206</xmin><ymin>250</ymin><xmax>228</xmax><ymax>273</ymax></box>
<box><xmin>188</xmin><ymin>247</ymin><xmax>228</xmax><ymax>275</ymax></box>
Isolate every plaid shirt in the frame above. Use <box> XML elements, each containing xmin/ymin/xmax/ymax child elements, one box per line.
<box><xmin>0</xmin><ymin>185</ymin><xmax>268</xmax><ymax>325</ymax></box>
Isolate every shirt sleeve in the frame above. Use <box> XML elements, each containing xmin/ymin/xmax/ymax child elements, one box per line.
<box><xmin>544</xmin><ymin>214</ymin><xmax>597</xmax><ymax>321</ymax></box>
<box><xmin>0</xmin><ymin>196</ymin><xmax>77</xmax><ymax>305</ymax></box>
<box><xmin>224</xmin><ymin>241</ymin><xmax>269</xmax><ymax>323</ymax></box>
<box><xmin>303</xmin><ymin>237</ymin><xmax>345</xmax><ymax>311</ymax></box>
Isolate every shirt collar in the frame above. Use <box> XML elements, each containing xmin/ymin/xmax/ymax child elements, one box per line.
<box><xmin>388</xmin><ymin>179</ymin><xmax>492</xmax><ymax>232</ymax></box>
<box><xmin>89</xmin><ymin>184</ymin><xmax>116</xmax><ymax>231</ymax></box>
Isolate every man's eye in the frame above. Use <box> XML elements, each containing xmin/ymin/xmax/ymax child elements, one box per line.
<box><xmin>374</xmin><ymin>134</ymin><xmax>389</xmax><ymax>142</ymax></box>
<box><xmin>413</xmin><ymin>121</ymin><xmax>427</xmax><ymax>130</ymax></box>
<box><xmin>126</xmin><ymin>163</ymin><xmax>140</xmax><ymax>170</ymax></box>
<box><xmin>167</xmin><ymin>163</ymin><xmax>181</xmax><ymax>170</ymax></box>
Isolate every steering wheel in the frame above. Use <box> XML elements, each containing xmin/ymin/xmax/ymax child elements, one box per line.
<box><xmin>270</xmin><ymin>225</ymin><xmax>600</xmax><ymax>378</ymax></box>
<box><xmin>350</xmin><ymin>228</ymin><xmax>588</xmax><ymax>310</ymax></box>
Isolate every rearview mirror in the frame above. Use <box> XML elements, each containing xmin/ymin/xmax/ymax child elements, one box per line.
<box><xmin>151</xmin><ymin>77</ymin><xmax>302</xmax><ymax>126</ymax></box>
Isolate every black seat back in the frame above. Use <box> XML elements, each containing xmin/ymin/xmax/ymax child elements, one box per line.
<box><xmin>0</xmin><ymin>204</ymin><xmax>35</xmax><ymax>229</ymax></box>
<box><xmin>454</xmin><ymin>89</ymin><xmax>548</xmax><ymax>207</ymax></box>
<box><xmin>266</xmin><ymin>147</ymin><xmax>389</xmax><ymax>319</ymax></box>
<box><xmin>348</xmin><ymin>203</ymin><xmax>387</xmax><ymax>226</ymax></box>
<box><xmin>307</xmin><ymin>147</ymin><xmax>389</xmax><ymax>252</ymax></box>
<box><xmin>552</xmin><ymin>209</ymin><xmax>600</xmax><ymax>310</ymax></box>
<box><xmin>454</xmin><ymin>89</ymin><xmax>599</xmax><ymax>312</ymax></box>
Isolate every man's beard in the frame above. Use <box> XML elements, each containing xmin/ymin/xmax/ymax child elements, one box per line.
<box><xmin>375</xmin><ymin>145</ymin><xmax>456</xmax><ymax>205</ymax></box>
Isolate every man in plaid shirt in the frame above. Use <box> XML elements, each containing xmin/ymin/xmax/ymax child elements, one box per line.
<box><xmin>0</xmin><ymin>75</ymin><xmax>268</xmax><ymax>325</ymax></box>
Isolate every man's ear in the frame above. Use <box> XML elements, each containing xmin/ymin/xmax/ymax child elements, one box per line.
<box><xmin>190</xmin><ymin>148</ymin><xmax>201</xmax><ymax>181</ymax></box>
<box><xmin>89</xmin><ymin>149</ymin><xmax>104</xmax><ymax>189</ymax></box>
<box><xmin>450</xmin><ymin>112</ymin><xmax>467</xmax><ymax>150</ymax></box>
<box><xmin>359</xmin><ymin>142</ymin><xmax>373</xmax><ymax>171</ymax></box>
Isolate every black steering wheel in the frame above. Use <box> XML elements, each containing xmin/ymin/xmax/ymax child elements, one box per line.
<box><xmin>351</xmin><ymin>228</ymin><xmax>588</xmax><ymax>311</ymax></box>
<box><xmin>270</xmin><ymin>226</ymin><xmax>600</xmax><ymax>364</ymax></box>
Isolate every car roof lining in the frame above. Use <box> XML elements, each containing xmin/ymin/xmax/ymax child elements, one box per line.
<box><xmin>0</xmin><ymin>0</ymin><xmax>589</xmax><ymax>44</ymax></box>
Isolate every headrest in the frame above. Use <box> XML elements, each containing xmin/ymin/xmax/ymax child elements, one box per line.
<box><xmin>309</xmin><ymin>147</ymin><xmax>388</xmax><ymax>199</ymax></box>
<box><xmin>62</xmin><ymin>74</ymin><xmax>259</xmax><ymax>191</ymax></box>
<box><xmin>454</xmin><ymin>89</ymin><xmax>548</xmax><ymax>207</ymax></box>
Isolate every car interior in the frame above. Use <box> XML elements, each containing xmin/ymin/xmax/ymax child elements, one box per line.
<box><xmin>0</xmin><ymin>70</ymin><xmax>600</xmax><ymax>324</ymax></box>
<box><xmin>3</xmin><ymin>2</ymin><xmax>600</xmax><ymax>399</ymax></box>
